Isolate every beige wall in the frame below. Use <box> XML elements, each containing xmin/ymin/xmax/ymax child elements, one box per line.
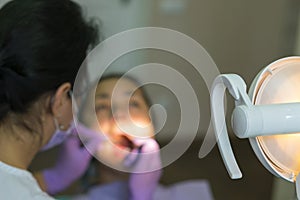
<box><xmin>295</xmin><ymin>9</ymin><xmax>300</xmax><ymax>54</ymax></box>
<box><xmin>151</xmin><ymin>0</ymin><xmax>298</xmax><ymax>77</ymax></box>
<box><xmin>144</xmin><ymin>0</ymin><xmax>300</xmax><ymax>140</ymax></box>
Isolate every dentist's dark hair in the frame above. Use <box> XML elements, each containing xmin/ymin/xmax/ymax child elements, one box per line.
<box><xmin>0</xmin><ymin>0</ymin><xmax>100</xmax><ymax>134</ymax></box>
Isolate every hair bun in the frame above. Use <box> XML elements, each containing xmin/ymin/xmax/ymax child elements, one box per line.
<box><xmin>0</xmin><ymin>67</ymin><xmax>28</xmax><ymax>120</ymax></box>
<box><xmin>0</xmin><ymin>67</ymin><xmax>17</xmax><ymax>98</ymax></box>
<box><xmin>0</xmin><ymin>67</ymin><xmax>13</xmax><ymax>120</ymax></box>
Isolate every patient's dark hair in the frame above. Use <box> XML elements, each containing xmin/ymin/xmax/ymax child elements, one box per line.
<box><xmin>0</xmin><ymin>0</ymin><xmax>99</xmax><ymax>133</ymax></box>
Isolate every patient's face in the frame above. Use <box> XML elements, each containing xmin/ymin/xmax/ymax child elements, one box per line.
<box><xmin>94</xmin><ymin>77</ymin><xmax>154</xmax><ymax>167</ymax></box>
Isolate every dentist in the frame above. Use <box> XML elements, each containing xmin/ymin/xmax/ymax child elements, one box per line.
<box><xmin>0</xmin><ymin>0</ymin><xmax>100</xmax><ymax>199</ymax></box>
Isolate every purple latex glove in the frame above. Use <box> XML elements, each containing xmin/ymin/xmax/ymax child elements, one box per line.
<box><xmin>43</xmin><ymin>123</ymin><xmax>104</xmax><ymax>195</ymax></box>
<box><xmin>127</xmin><ymin>138</ymin><xmax>162</xmax><ymax>200</ymax></box>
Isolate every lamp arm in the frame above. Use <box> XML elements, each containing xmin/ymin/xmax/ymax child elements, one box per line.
<box><xmin>232</xmin><ymin>103</ymin><xmax>300</xmax><ymax>138</ymax></box>
<box><xmin>211</xmin><ymin>74</ymin><xmax>249</xmax><ymax>179</ymax></box>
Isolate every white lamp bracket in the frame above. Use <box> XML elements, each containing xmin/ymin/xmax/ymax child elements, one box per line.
<box><xmin>211</xmin><ymin>74</ymin><xmax>251</xmax><ymax>179</ymax></box>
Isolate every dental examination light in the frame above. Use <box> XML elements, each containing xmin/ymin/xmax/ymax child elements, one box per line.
<box><xmin>211</xmin><ymin>56</ymin><xmax>300</xmax><ymax>199</ymax></box>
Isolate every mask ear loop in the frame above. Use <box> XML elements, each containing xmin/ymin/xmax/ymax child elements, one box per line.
<box><xmin>50</xmin><ymin>90</ymin><xmax>70</xmax><ymax>131</ymax></box>
<box><xmin>53</xmin><ymin>117</ymin><xmax>65</xmax><ymax>131</ymax></box>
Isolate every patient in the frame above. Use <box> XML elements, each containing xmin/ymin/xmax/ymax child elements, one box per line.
<box><xmin>57</xmin><ymin>74</ymin><xmax>214</xmax><ymax>200</ymax></box>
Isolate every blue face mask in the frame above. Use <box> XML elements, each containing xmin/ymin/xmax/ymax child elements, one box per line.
<box><xmin>41</xmin><ymin>118</ymin><xmax>75</xmax><ymax>151</ymax></box>
<box><xmin>41</xmin><ymin>90</ymin><xmax>78</xmax><ymax>151</ymax></box>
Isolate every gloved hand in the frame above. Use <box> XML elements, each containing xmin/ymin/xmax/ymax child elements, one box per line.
<box><xmin>43</xmin><ymin>123</ymin><xmax>104</xmax><ymax>195</ymax></box>
<box><xmin>127</xmin><ymin>138</ymin><xmax>162</xmax><ymax>200</ymax></box>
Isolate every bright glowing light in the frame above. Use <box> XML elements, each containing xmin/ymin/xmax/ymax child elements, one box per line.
<box><xmin>254</xmin><ymin>58</ymin><xmax>300</xmax><ymax>181</ymax></box>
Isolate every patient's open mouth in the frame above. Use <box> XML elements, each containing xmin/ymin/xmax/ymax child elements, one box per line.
<box><xmin>117</xmin><ymin>135</ymin><xmax>137</xmax><ymax>150</ymax></box>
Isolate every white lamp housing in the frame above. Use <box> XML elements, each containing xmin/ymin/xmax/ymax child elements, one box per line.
<box><xmin>211</xmin><ymin>56</ymin><xmax>300</xmax><ymax>198</ymax></box>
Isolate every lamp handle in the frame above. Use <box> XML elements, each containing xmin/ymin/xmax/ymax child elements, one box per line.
<box><xmin>211</xmin><ymin>74</ymin><xmax>250</xmax><ymax>179</ymax></box>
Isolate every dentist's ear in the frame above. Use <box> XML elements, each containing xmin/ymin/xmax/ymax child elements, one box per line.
<box><xmin>51</xmin><ymin>82</ymin><xmax>72</xmax><ymax>117</ymax></box>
